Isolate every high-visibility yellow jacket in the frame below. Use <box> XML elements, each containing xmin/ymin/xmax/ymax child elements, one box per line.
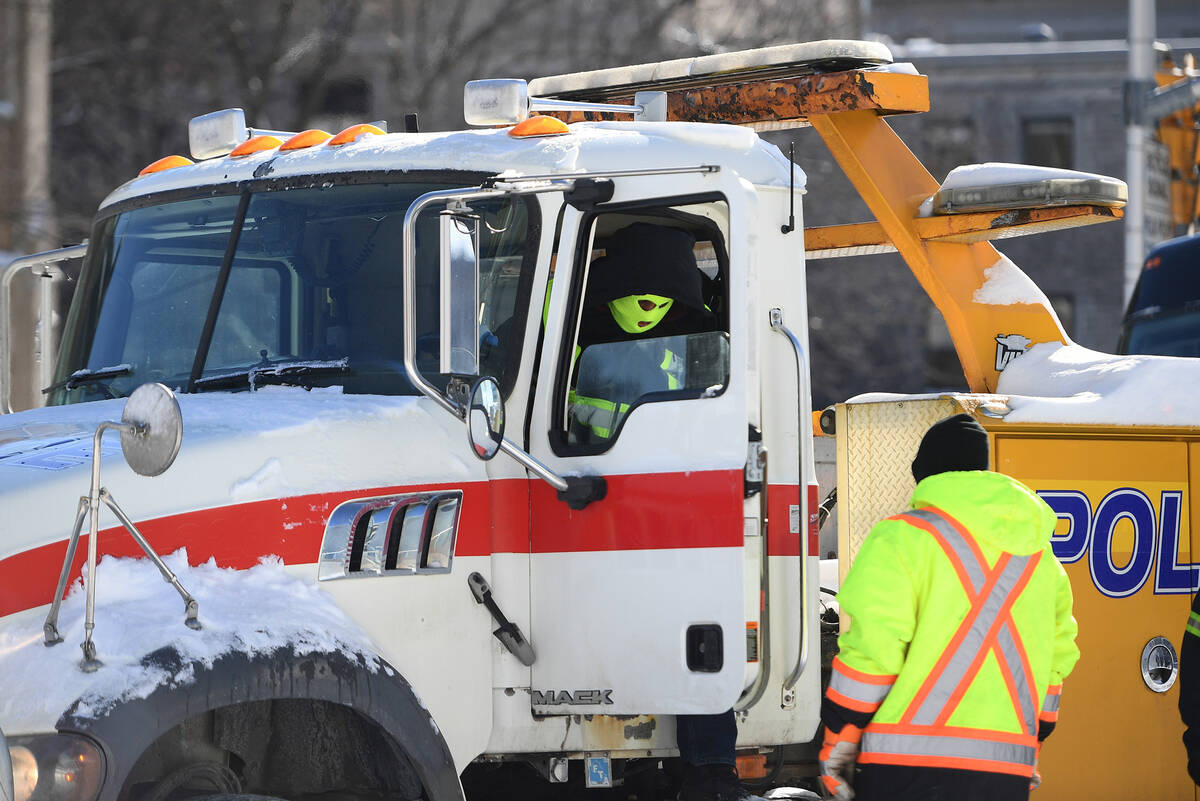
<box><xmin>828</xmin><ymin>470</ymin><xmax>1079</xmax><ymax>778</ymax></box>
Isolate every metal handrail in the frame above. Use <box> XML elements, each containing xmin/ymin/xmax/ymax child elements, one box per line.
<box><xmin>486</xmin><ymin>164</ymin><xmax>719</xmax><ymax>187</ymax></box>
<box><xmin>734</xmin><ymin>445</ymin><xmax>772</xmax><ymax>711</ymax></box>
<box><xmin>402</xmin><ymin>188</ymin><xmax>568</xmax><ymax>491</ymax></box>
<box><xmin>0</xmin><ymin>242</ymin><xmax>88</xmax><ymax>413</ymax></box>
<box><xmin>769</xmin><ymin>308</ymin><xmax>812</xmax><ymax>703</ymax></box>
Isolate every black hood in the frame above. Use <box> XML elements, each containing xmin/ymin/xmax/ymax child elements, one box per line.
<box><xmin>586</xmin><ymin>222</ymin><xmax>706</xmax><ymax>311</ymax></box>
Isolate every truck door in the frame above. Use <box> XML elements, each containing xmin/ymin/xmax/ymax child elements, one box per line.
<box><xmin>526</xmin><ymin>174</ymin><xmax>753</xmax><ymax>715</ymax></box>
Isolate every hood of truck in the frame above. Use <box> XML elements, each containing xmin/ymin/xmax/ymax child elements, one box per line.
<box><xmin>0</xmin><ymin>388</ymin><xmax>483</xmax><ymax>607</ymax></box>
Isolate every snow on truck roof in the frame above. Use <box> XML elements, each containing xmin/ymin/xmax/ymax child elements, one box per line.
<box><xmin>101</xmin><ymin>121</ymin><xmax>800</xmax><ymax>212</ymax></box>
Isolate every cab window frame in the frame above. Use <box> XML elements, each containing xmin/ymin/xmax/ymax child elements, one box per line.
<box><xmin>548</xmin><ymin>192</ymin><xmax>731</xmax><ymax>457</ymax></box>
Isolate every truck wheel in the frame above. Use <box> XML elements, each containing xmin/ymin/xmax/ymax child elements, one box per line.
<box><xmin>141</xmin><ymin>762</ymin><xmax>242</xmax><ymax>801</ymax></box>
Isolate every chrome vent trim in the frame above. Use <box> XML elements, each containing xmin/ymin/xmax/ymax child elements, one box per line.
<box><xmin>318</xmin><ymin>491</ymin><xmax>464</xmax><ymax>581</ymax></box>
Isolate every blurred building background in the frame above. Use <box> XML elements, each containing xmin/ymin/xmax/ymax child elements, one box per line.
<box><xmin>0</xmin><ymin>0</ymin><xmax>1196</xmax><ymax>407</ymax></box>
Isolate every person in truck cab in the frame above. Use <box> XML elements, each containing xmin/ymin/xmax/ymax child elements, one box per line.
<box><xmin>819</xmin><ymin>414</ymin><xmax>1079</xmax><ymax>801</ymax></box>
<box><xmin>568</xmin><ymin>221</ymin><xmax>717</xmax><ymax>445</ymax></box>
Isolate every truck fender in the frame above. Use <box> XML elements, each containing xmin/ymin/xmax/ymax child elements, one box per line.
<box><xmin>55</xmin><ymin>646</ymin><xmax>463</xmax><ymax>801</ymax></box>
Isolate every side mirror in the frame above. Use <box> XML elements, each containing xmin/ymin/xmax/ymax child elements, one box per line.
<box><xmin>404</xmin><ymin>189</ymin><xmax>602</xmax><ymax>507</ymax></box>
<box><xmin>1</xmin><ymin>242</ymin><xmax>88</xmax><ymax>413</ymax></box>
<box><xmin>120</xmin><ymin>382</ymin><xmax>184</xmax><ymax>476</ymax></box>
<box><xmin>43</xmin><ymin>382</ymin><xmax>199</xmax><ymax>671</ymax></box>
<box><xmin>466</xmin><ymin>376</ymin><xmax>504</xmax><ymax>461</ymax></box>
<box><xmin>439</xmin><ymin>209</ymin><xmax>480</xmax><ymax>376</ymax></box>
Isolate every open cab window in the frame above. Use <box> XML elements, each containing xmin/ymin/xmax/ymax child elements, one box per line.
<box><xmin>553</xmin><ymin>200</ymin><xmax>731</xmax><ymax>453</ymax></box>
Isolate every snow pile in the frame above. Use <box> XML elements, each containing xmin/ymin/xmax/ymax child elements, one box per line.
<box><xmin>229</xmin><ymin>457</ymin><xmax>289</xmax><ymax>501</ymax></box>
<box><xmin>918</xmin><ymin>162</ymin><xmax>1122</xmax><ymax>216</ymax></box>
<box><xmin>998</xmin><ymin>342</ymin><xmax>1200</xmax><ymax>426</ymax></box>
<box><xmin>939</xmin><ymin>162</ymin><xmax>1116</xmax><ymax>189</ymax></box>
<box><xmin>0</xmin><ymin>551</ymin><xmax>378</xmax><ymax>729</ymax></box>
<box><xmin>972</xmin><ymin>253</ymin><xmax>1054</xmax><ymax>307</ymax></box>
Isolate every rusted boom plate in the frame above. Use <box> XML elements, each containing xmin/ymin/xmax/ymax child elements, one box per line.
<box><xmin>805</xmin><ymin>205</ymin><xmax>1124</xmax><ymax>259</ymax></box>
<box><xmin>546</xmin><ymin>70</ymin><xmax>928</xmax><ymax>126</ymax></box>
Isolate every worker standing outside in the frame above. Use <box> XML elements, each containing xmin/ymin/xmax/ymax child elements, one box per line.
<box><xmin>1181</xmin><ymin>592</ymin><xmax>1200</xmax><ymax>783</ymax></box>
<box><xmin>819</xmin><ymin>414</ymin><xmax>1079</xmax><ymax>801</ymax></box>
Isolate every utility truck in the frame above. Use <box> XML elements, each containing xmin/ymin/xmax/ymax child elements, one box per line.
<box><xmin>0</xmin><ymin>39</ymin><xmax>1195</xmax><ymax>801</ymax></box>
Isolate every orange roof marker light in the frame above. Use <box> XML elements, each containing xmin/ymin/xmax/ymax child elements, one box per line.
<box><xmin>509</xmin><ymin>115</ymin><xmax>570</xmax><ymax>138</ymax></box>
<box><xmin>279</xmin><ymin>129</ymin><xmax>333</xmax><ymax>151</ymax></box>
<box><xmin>229</xmin><ymin>135</ymin><xmax>283</xmax><ymax>158</ymax></box>
<box><xmin>329</xmin><ymin>124</ymin><xmax>385</xmax><ymax>146</ymax></box>
<box><xmin>138</xmin><ymin>155</ymin><xmax>194</xmax><ymax>176</ymax></box>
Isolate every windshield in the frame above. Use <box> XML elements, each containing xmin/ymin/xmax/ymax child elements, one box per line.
<box><xmin>1120</xmin><ymin>308</ymin><xmax>1200</xmax><ymax>357</ymax></box>
<box><xmin>51</xmin><ymin>180</ymin><xmax>535</xmax><ymax>405</ymax></box>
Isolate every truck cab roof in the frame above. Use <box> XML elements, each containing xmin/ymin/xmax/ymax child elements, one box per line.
<box><xmin>101</xmin><ymin>121</ymin><xmax>802</xmax><ymax>213</ymax></box>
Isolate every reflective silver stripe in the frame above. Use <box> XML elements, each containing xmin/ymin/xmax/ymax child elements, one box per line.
<box><xmin>996</xmin><ymin>622</ymin><xmax>1038</xmax><ymax>735</ymax></box>
<box><xmin>1041</xmin><ymin>690</ymin><xmax>1061</xmax><ymax>713</ymax></box>
<box><xmin>904</xmin><ymin>509</ymin><xmax>985</xmax><ymax>592</ymax></box>
<box><xmin>829</xmin><ymin>669</ymin><xmax>893</xmax><ymax>707</ymax></box>
<box><xmin>862</xmin><ymin>730</ymin><xmax>1037</xmax><ymax>768</ymax></box>
<box><xmin>909</xmin><ymin>553</ymin><xmax>1035</xmax><ymax>726</ymax></box>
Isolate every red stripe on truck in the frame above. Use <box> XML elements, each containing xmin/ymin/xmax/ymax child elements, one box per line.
<box><xmin>0</xmin><ymin>479</ymin><xmax>501</xmax><ymax>618</ymax></box>
<box><xmin>530</xmin><ymin>469</ymin><xmax>744</xmax><ymax>553</ymax></box>
<box><xmin>0</xmin><ymin>470</ymin><xmax>744</xmax><ymax>617</ymax></box>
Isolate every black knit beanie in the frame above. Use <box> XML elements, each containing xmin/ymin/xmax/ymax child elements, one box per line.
<box><xmin>911</xmin><ymin>413</ymin><xmax>990</xmax><ymax>483</ymax></box>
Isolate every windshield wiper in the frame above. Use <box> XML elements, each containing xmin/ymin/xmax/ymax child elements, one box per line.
<box><xmin>192</xmin><ymin>358</ymin><xmax>352</xmax><ymax>392</ymax></box>
<box><xmin>42</xmin><ymin>364</ymin><xmax>133</xmax><ymax>398</ymax></box>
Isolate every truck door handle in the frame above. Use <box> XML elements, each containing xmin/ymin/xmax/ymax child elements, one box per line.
<box><xmin>468</xmin><ymin>572</ymin><xmax>536</xmax><ymax>666</ymax></box>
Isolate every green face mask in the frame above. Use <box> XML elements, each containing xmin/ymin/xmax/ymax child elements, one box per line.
<box><xmin>608</xmin><ymin>294</ymin><xmax>674</xmax><ymax>334</ymax></box>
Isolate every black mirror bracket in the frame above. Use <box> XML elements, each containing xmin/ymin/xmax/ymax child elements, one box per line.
<box><xmin>446</xmin><ymin>376</ymin><xmax>472</xmax><ymax>415</ymax></box>
<box><xmin>556</xmin><ymin>474</ymin><xmax>608</xmax><ymax>510</ymax></box>
<box><xmin>564</xmin><ymin>178</ymin><xmax>615</xmax><ymax>209</ymax></box>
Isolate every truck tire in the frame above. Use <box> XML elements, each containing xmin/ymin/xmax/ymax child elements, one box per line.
<box><xmin>55</xmin><ymin>646</ymin><xmax>462</xmax><ymax>801</ymax></box>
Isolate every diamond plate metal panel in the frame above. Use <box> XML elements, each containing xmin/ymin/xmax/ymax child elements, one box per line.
<box><xmin>835</xmin><ymin>397</ymin><xmax>960</xmax><ymax>584</ymax></box>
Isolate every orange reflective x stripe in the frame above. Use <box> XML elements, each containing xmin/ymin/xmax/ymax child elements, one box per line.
<box><xmin>896</xmin><ymin>507</ymin><xmax>1042</xmax><ymax>734</ymax></box>
<box><xmin>859</xmin><ymin>507</ymin><xmax>1043</xmax><ymax>777</ymax></box>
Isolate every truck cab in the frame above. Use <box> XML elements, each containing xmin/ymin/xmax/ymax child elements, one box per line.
<box><xmin>1118</xmin><ymin>232</ymin><xmax>1200</xmax><ymax>356</ymax></box>
<box><xmin>0</xmin><ymin>58</ymin><xmax>823</xmax><ymax>801</ymax></box>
